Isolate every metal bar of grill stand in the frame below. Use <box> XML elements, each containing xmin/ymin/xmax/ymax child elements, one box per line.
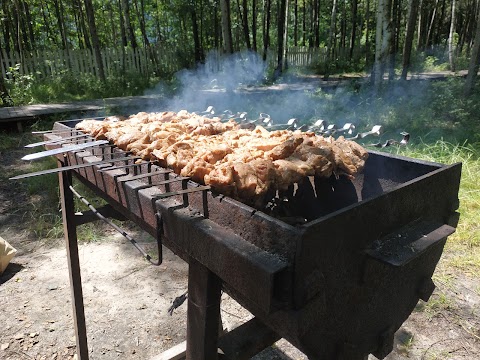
<box><xmin>58</xmin><ymin>158</ymin><xmax>89</xmax><ymax>360</ymax></box>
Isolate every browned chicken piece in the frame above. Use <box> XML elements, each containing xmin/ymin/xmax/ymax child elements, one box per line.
<box><xmin>204</xmin><ymin>163</ymin><xmax>235</xmax><ymax>196</ymax></box>
<box><xmin>291</xmin><ymin>143</ymin><xmax>334</xmax><ymax>178</ymax></box>
<box><xmin>335</xmin><ymin>136</ymin><xmax>369</xmax><ymax>164</ymax></box>
<box><xmin>272</xmin><ymin>159</ymin><xmax>310</xmax><ymax>190</ymax></box>
<box><xmin>180</xmin><ymin>158</ymin><xmax>215</xmax><ymax>183</ymax></box>
<box><xmin>265</xmin><ymin>137</ymin><xmax>303</xmax><ymax>160</ymax></box>
<box><xmin>231</xmin><ymin>159</ymin><xmax>275</xmax><ymax>200</ymax></box>
<box><xmin>116</xmin><ymin>131</ymin><xmax>145</xmax><ymax>151</ymax></box>
<box><xmin>231</xmin><ymin>162</ymin><xmax>259</xmax><ymax>199</ymax></box>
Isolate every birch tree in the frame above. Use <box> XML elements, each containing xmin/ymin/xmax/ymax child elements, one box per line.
<box><xmin>464</xmin><ymin>3</ymin><xmax>480</xmax><ymax>96</ymax></box>
<box><xmin>401</xmin><ymin>0</ymin><xmax>420</xmax><ymax>80</ymax></box>
<box><xmin>448</xmin><ymin>0</ymin><xmax>457</xmax><ymax>71</ymax></box>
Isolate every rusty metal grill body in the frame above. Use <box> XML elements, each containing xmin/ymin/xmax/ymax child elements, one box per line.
<box><xmin>46</xmin><ymin>119</ymin><xmax>461</xmax><ymax>359</ymax></box>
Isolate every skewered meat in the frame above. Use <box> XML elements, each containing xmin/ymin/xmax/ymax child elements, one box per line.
<box><xmin>76</xmin><ymin>111</ymin><xmax>368</xmax><ymax>205</ymax></box>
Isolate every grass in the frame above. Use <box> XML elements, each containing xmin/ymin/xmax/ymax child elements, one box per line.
<box><xmin>0</xmin><ymin>126</ymin><xmax>116</xmax><ymax>243</ymax></box>
<box><xmin>423</xmin><ymin>292</ymin><xmax>455</xmax><ymax>320</ymax></box>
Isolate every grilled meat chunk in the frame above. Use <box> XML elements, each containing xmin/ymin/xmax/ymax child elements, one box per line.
<box><xmin>76</xmin><ymin>111</ymin><xmax>369</xmax><ymax>205</ymax></box>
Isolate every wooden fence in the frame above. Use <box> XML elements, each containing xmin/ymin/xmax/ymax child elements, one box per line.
<box><xmin>0</xmin><ymin>46</ymin><xmax>184</xmax><ymax>79</ymax></box>
<box><xmin>0</xmin><ymin>46</ymin><xmax>354</xmax><ymax>80</ymax></box>
<box><xmin>287</xmin><ymin>46</ymin><xmax>361</xmax><ymax>67</ymax></box>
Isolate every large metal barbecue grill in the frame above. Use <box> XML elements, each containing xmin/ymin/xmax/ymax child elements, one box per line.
<box><xmin>18</xmin><ymin>115</ymin><xmax>461</xmax><ymax>360</ymax></box>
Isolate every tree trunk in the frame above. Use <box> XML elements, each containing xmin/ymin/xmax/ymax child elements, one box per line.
<box><xmin>241</xmin><ymin>0</ymin><xmax>251</xmax><ymax>49</ymax></box>
<box><xmin>252</xmin><ymin>0</ymin><xmax>258</xmax><ymax>51</ymax></box>
<box><xmin>52</xmin><ymin>0</ymin><xmax>67</xmax><ymax>49</ymax></box>
<box><xmin>118</xmin><ymin>0</ymin><xmax>128</xmax><ymax>47</ymax></box>
<box><xmin>349</xmin><ymin>0</ymin><xmax>358</xmax><ymax>60</ymax></box>
<box><xmin>276</xmin><ymin>0</ymin><xmax>288</xmax><ymax>75</ymax></box>
<box><xmin>434</xmin><ymin>0</ymin><xmax>447</xmax><ymax>45</ymax></box>
<box><xmin>122</xmin><ymin>0</ymin><xmax>137</xmax><ymax>49</ymax></box>
<box><xmin>340</xmin><ymin>0</ymin><xmax>347</xmax><ymax>50</ymax></box>
<box><xmin>365</xmin><ymin>0</ymin><xmax>371</xmax><ymax>68</ymax></box>
<box><xmin>214</xmin><ymin>3</ymin><xmax>220</xmax><ymax>48</ymax></box>
<box><xmin>0</xmin><ymin>51</ymin><xmax>13</xmax><ymax>106</ymax></box>
<box><xmin>324</xmin><ymin>0</ymin><xmax>338</xmax><ymax>80</ymax></box>
<box><xmin>263</xmin><ymin>0</ymin><xmax>272</xmax><ymax>60</ymax></box>
<box><xmin>380</xmin><ymin>0</ymin><xmax>392</xmax><ymax>77</ymax></box>
<box><xmin>75</xmin><ymin>0</ymin><xmax>91</xmax><ymax>49</ymax></box>
<box><xmin>426</xmin><ymin>0</ymin><xmax>439</xmax><ymax>47</ymax></box>
<box><xmin>309</xmin><ymin>0</ymin><xmax>314</xmax><ymax>47</ymax></box>
<box><xmin>313</xmin><ymin>0</ymin><xmax>320</xmax><ymax>48</ymax></box>
<box><xmin>14</xmin><ymin>0</ymin><xmax>30</xmax><ymax>52</ymax></box>
<box><xmin>448</xmin><ymin>0</ymin><xmax>456</xmax><ymax>71</ymax></box>
<box><xmin>464</xmin><ymin>3</ymin><xmax>480</xmax><ymax>96</ymax></box>
<box><xmin>373</xmin><ymin>0</ymin><xmax>386</xmax><ymax>89</ymax></box>
<box><xmin>2</xmin><ymin>0</ymin><xmax>12</xmax><ymax>54</ymax></box>
<box><xmin>12</xmin><ymin>1</ymin><xmax>23</xmax><ymax>58</ymax></box>
<box><xmin>40</xmin><ymin>1</ymin><xmax>54</xmax><ymax>47</ymax></box>
<box><xmin>401</xmin><ymin>0</ymin><xmax>419</xmax><ymax>80</ymax></box>
<box><xmin>24</xmin><ymin>1</ymin><xmax>35</xmax><ymax>51</ymax></box>
<box><xmin>84</xmin><ymin>0</ymin><xmax>105</xmax><ymax>81</ymax></box>
<box><xmin>191</xmin><ymin>5</ymin><xmax>203</xmax><ymax>63</ymax></box>
<box><xmin>220</xmin><ymin>0</ymin><xmax>234</xmax><ymax>54</ymax></box>
<box><xmin>294</xmin><ymin>0</ymin><xmax>298</xmax><ymax>46</ymax></box>
<box><xmin>302</xmin><ymin>0</ymin><xmax>306</xmax><ymax>46</ymax></box>
<box><xmin>417</xmin><ymin>0</ymin><xmax>424</xmax><ymax>50</ymax></box>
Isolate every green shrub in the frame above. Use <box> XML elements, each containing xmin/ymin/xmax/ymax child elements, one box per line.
<box><xmin>5</xmin><ymin>69</ymin><xmax>160</xmax><ymax>106</ymax></box>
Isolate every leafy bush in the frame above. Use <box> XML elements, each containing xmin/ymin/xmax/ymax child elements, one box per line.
<box><xmin>5</xmin><ymin>69</ymin><xmax>160</xmax><ymax>106</ymax></box>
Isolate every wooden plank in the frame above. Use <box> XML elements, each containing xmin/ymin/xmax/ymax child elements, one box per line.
<box><xmin>149</xmin><ymin>341</ymin><xmax>186</xmax><ymax>360</ymax></box>
<box><xmin>78</xmin><ymin>49</ymin><xmax>86</xmax><ymax>74</ymax></box>
<box><xmin>91</xmin><ymin>48</ymin><xmax>97</xmax><ymax>76</ymax></box>
<box><xmin>71</xmin><ymin>50</ymin><xmax>79</xmax><ymax>73</ymax></box>
<box><xmin>101</xmin><ymin>49</ymin><xmax>107</xmax><ymax>76</ymax></box>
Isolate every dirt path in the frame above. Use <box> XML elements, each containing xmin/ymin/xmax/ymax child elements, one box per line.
<box><xmin>0</xmin><ymin>231</ymin><xmax>308</xmax><ymax>360</ymax></box>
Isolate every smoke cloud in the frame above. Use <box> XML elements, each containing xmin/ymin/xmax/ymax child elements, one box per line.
<box><xmin>139</xmin><ymin>49</ymin><xmax>431</xmax><ymax>137</ymax></box>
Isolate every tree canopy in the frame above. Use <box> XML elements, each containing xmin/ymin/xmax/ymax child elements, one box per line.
<box><xmin>0</xmin><ymin>1</ymin><xmax>479</xmax><ymax>90</ymax></box>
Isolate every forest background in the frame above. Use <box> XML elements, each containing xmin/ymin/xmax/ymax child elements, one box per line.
<box><xmin>1</xmin><ymin>0</ymin><xmax>480</xmax><ymax>106</ymax></box>
<box><xmin>1</xmin><ymin>1</ymin><xmax>480</xmax><ymax>359</ymax></box>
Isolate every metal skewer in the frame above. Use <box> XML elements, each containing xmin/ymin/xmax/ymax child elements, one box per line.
<box><xmin>10</xmin><ymin>155</ymin><xmax>140</xmax><ymax>180</ymax></box>
<box><xmin>25</xmin><ymin>133</ymin><xmax>93</xmax><ymax>148</ymax></box>
<box><xmin>31</xmin><ymin>116</ymin><xmax>105</xmax><ymax>134</ymax></box>
<box><xmin>22</xmin><ymin>140</ymin><xmax>109</xmax><ymax>161</ymax></box>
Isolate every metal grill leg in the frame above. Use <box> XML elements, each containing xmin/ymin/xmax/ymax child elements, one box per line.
<box><xmin>59</xmin><ymin>166</ymin><xmax>89</xmax><ymax>360</ymax></box>
<box><xmin>186</xmin><ymin>257</ymin><xmax>222</xmax><ymax>360</ymax></box>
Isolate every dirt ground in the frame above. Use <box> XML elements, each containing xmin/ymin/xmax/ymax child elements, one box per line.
<box><xmin>1</xmin><ymin>139</ymin><xmax>479</xmax><ymax>360</ymax></box>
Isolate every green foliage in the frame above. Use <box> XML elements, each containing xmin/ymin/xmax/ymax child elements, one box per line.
<box><xmin>0</xmin><ymin>132</ymin><xmax>21</xmax><ymax>151</ymax></box>
<box><xmin>308</xmin><ymin>78</ymin><xmax>480</xmax><ymax>144</ymax></box>
<box><xmin>5</xmin><ymin>69</ymin><xmax>159</xmax><ymax>106</ymax></box>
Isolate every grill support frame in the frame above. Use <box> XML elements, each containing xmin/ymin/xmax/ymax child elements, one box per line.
<box><xmin>58</xmin><ymin>161</ymin><xmax>89</xmax><ymax>360</ymax></box>
<box><xmin>42</xmin><ymin>119</ymin><xmax>462</xmax><ymax>360</ymax></box>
